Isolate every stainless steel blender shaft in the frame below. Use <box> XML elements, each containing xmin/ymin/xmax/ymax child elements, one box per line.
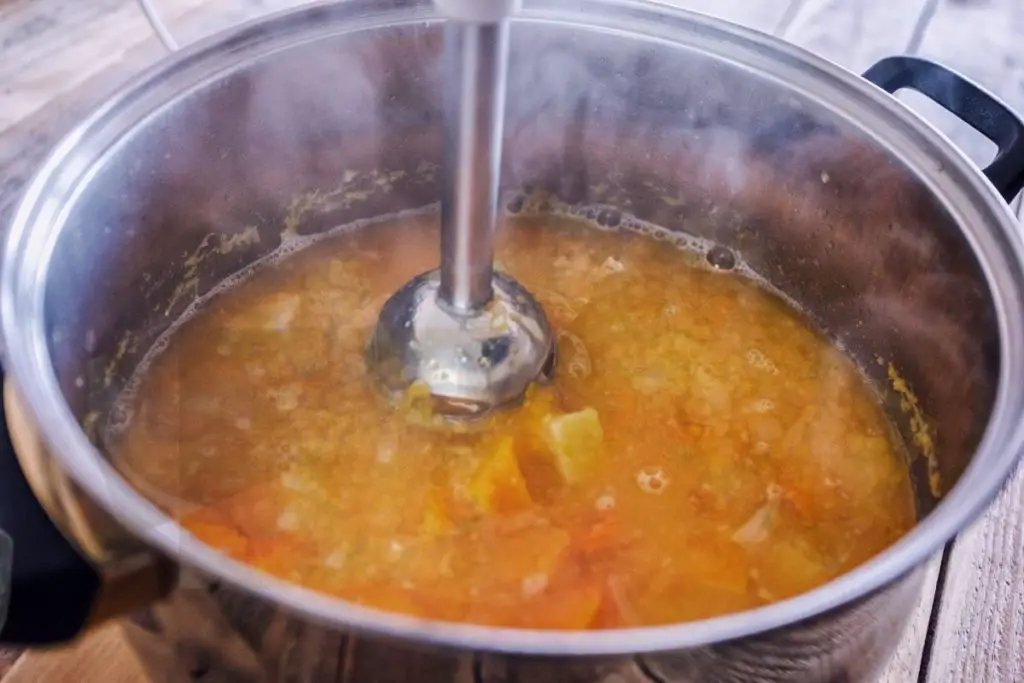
<box><xmin>366</xmin><ymin>0</ymin><xmax>554</xmax><ymax>417</ymax></box>
<box><xmin>437</xmin><ymin>0</ymin><xmax>517</xmax><ymax>314</ymax></box>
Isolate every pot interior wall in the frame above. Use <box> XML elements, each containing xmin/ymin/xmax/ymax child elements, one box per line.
<box><xmin>41</xmin><ymin>15</ymin><xmax>998</xmax><ymax>517</ymax></box>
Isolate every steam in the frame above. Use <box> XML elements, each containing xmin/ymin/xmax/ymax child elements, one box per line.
<box><xmin>92</xmin><ymin>7</ymin><xmax>995</xmax><ymax>520</ymax></box>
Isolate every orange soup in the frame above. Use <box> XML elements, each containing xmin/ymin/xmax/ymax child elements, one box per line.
<box><xmin>110</xmin><ymin>213</ymin><xmax>915</xmax><ymax>629</ymax></box>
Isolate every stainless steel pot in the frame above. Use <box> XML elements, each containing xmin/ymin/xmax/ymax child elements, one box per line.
<box><xmin>3</xmin><ymin>1</ymin><xmax>1024</xmax><ymax>681</ymax></box>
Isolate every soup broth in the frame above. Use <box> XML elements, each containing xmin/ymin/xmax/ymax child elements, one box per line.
<box><xmin>110</xmin><ymin>213</ymin><xmax>915</xmax><ymax>629</ymax></box>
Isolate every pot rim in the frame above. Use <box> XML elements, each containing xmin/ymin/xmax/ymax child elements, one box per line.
<box><xmin>4</xmin><ymin>0</ymin><xmax>1024</xmax><ymax>656</ymax></box>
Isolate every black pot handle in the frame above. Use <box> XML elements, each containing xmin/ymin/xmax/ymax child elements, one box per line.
<box><xmin>0</xmin><ymin>370</ymin><xmax>101</xmax><ymax>645</ymax></box>
<box><xmin>863</xmin><ymin>56</ymin><xmax>1024</xmax><ymax>203</ymax></box>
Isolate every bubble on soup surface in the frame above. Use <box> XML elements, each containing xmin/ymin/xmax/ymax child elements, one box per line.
<box><xmin>706</xmin><ymin>245</ymin><xmax>737</xmax><ymax>271</ymax></box>
<box><xmin>637</xmin><ymin>467</ymin><xmax>670</xmax><ymax>494</ymax></box>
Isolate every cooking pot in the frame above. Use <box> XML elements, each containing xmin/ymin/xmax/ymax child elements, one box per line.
<box><xmin>3</xmin><ymin>1</ymin><xmax>1024</xmax><ymax>681</ymax></box>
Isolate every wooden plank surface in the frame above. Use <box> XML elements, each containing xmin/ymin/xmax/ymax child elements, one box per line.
<box><xmin>0</xmin><ymin>653</ymin><xmax>15</xmax><ymax>683</ymax></box>
<box><xmin>2</xmin><ymin>626</ymin><xmax>145</xmax><ymax>683</ymax></box>
<box><xmin>0</xmin><ymin>0</ymin><xmax>203</xmax><ymax>134</ymax></box>
<box><xmin>782</xmin><ymin>0</ymin><xmax>934</xmax><ymax>71</ymax></box>
<box><xmin>676</xmin><ymin>0</ymin><xmax>804</xmax><ymax>34</ymax></box>
<box><xmin>879</xmin><ymin>558</ymin><xmax>942</xmax><ymax>683</ymax></box>
<box><xmin>0</xmin><ymin>0</ymin><xmax>1021</xmax><ymax>682</ymax></box>
<box><xmin>0</xmin><ymin>0</ymin><xmax>303</xmax><ymax>223</ymax></box>
<box><xmin>926</xmin><ymin>474</ymin><xmax>1024</xmax><ymax>683</ymax></box>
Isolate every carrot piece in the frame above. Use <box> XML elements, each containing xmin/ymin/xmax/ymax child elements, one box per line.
<box><xmin>467</xmin><ymin>438</ymin><xmax>533</xmax><ymax>514</ymax></box>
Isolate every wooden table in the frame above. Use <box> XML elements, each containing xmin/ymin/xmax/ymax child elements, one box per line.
<box><xmin>0</xmin><ymin>0</ymin><xmax>1022</xmax><ymax>681</ymax></box>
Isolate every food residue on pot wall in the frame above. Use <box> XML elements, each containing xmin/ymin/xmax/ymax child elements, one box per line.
<box><xmin>280</xmin><ymin>168</ymin><xmax>416</xmax><ymax>241</ymax></box>
<box><xmin>882</xmin><ymin>358</ymin><xmax>941</xmax><ymax>498</ymax></box>
<box><xmin>162</xmin><ymin>225</ymin><xmax>263</xmax><ymax>317</ymax></box>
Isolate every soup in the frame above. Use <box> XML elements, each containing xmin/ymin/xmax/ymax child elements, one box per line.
<box><xmin>109</xmin><ymin>213</ymin><xmax>915</xmax><ymax>629</ymax></box>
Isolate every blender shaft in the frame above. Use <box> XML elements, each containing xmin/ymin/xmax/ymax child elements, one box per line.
<box><xmin>438</xmin><ymin>13</ymin><xmax>511</xmax><ymax>314</ymax></box>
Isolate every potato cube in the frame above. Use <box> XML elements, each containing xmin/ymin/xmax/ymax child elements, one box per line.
<box><xmin>540</xmin><ymin>408</ymin><xmax>605</xmax><ymax>484</ymax></box>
